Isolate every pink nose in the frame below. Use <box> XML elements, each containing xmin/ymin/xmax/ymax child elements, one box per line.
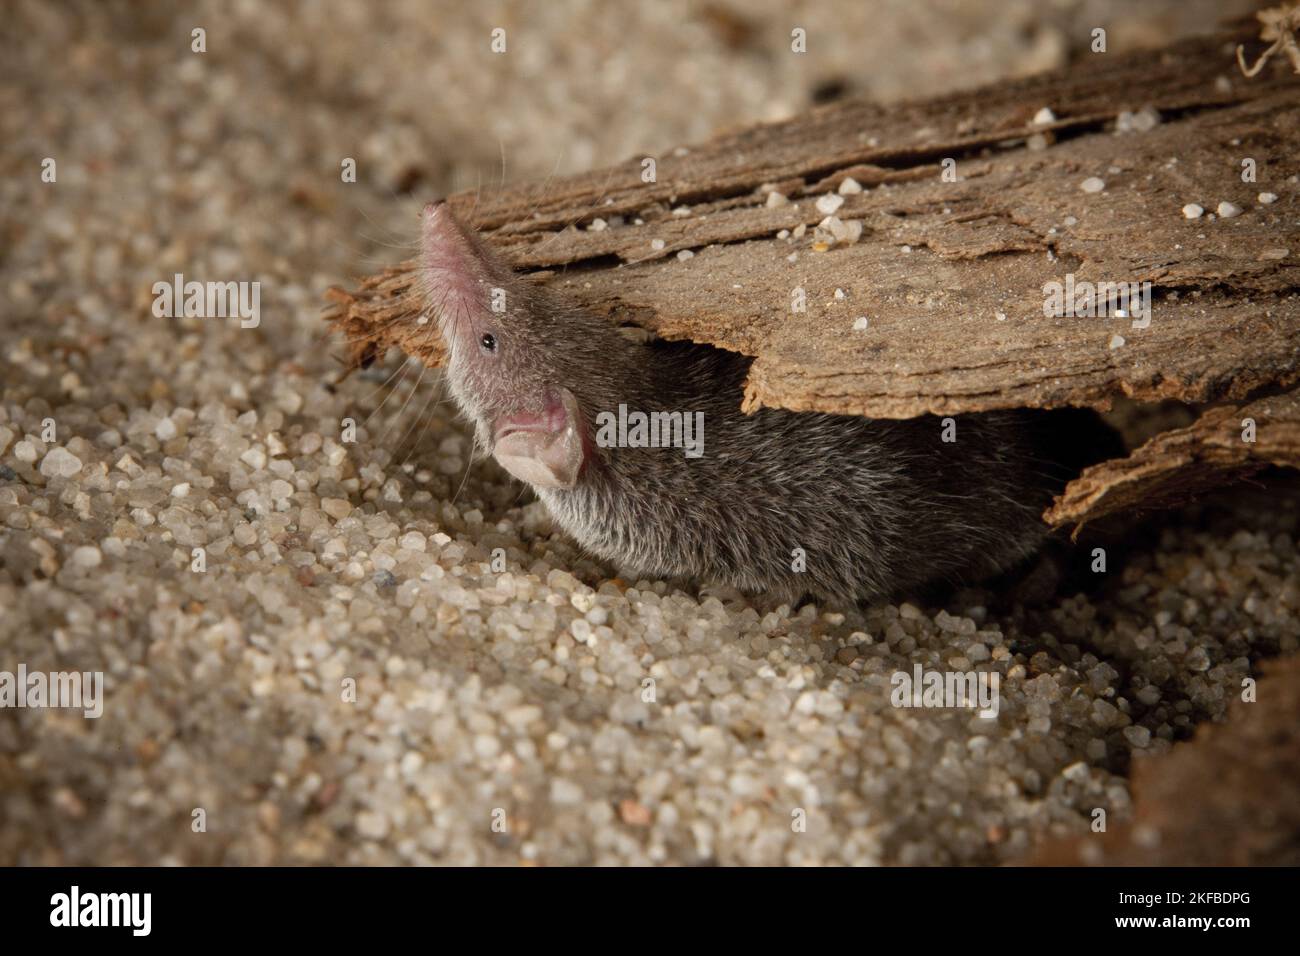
<box><xmin>422</xmin><ymin>199</ymin><xmax>461</xmax><ymax>248</ymax></box>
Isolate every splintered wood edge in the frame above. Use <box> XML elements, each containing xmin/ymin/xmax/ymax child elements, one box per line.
<box><xmin>1045</xmin><ymin>387</ymin><xmax>1300</xmax><ymax>532</ymax></box>
<box><xmin>324</xmin><ymin>261</ymin><xmax>440</xmax><ymax>375</ymax></box>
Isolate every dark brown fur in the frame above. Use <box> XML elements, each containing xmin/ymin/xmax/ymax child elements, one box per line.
<box><xmin>419</xmin><ymin>203</ymin><xmax>1122</xmax><ymax>603</ymax></box>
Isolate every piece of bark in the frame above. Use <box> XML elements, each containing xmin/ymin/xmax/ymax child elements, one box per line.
<box><xmin>1047</xmin><ymin>387</ymin><xmax>1300</xmax><ymax>530</ymax></box>
<box><xmin>326</xmin><ymin>24</ymin><xmax>1299</xmax><ymax>417</ymax></box>
<box><xmin>325</xmin><ymin>265</ymin><xmax>443</xmax><ymax>375</ymax></box>
<box><xmin>1025</xmin><ymin>654</ymin><xmax>1300</xmax><ymax>866</ymax></box>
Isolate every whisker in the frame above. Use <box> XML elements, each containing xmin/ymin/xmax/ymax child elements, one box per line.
<box><xmin>358</xmin><ymin>357</ymin><xmax>415</xmax><ymax>427</ymax></box>
<box><xmin>511</xmin><ymin>147</ymin><xmax>566</xmax><ymax>229</ymax></box>
<box><xmin>377</xmin><ymin>361</ymin><xmax>429</xmax><ymax>446</ymax></box>
<box><xmin>355</xmin><ymin>227</ymin><xmax>422</xmax><ymax>253</ymax></box>
<box><xmin>465</xmin><ymin>167</ymin><xmax>484</xmax><ymax>231</ymax></box>
<box><xmin>450</xmin><ymin>425</ymin><xmax>479</xmax><ymax>507</ymax></box>
<box><xmin>394</xmin><ymin>367</ymin><xmax>444</xmax><ymax>466</ymax></box>
<box><xmin>350</xmin><ymin>196</ymin><xmax>416</xmax><ymax>249</ymax></box>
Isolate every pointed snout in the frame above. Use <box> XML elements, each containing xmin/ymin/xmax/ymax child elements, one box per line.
<box><xmin>419</xmin><ymin>198</ymin><xmax>493</xmax><ymax>340</ymax></box>
<box><xmin>420</xmin><ymin>198</ymin><xmax>476</xmax><ymax>262</ymax></box>
<box><xmin>421</xmin><ymin>199</ymin><xmax>451</xmax><ymax>243</ymax></box>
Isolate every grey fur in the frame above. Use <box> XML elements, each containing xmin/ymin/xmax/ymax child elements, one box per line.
<box><xmin>419</xmin><ymin>204</ymin><xmax>1114</xmax><ymax>603</ymax></box>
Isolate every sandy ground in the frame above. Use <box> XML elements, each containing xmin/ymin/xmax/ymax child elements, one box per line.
<box><xmin>2</xmin><ymin>0</ymin><xmax>1293</xmax><ymax>865</ymax></box>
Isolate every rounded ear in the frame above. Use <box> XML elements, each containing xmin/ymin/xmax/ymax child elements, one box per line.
<box><xmin>490</xmin><ymin>388</ymin><xmax>585</xmax><ymax>490</ymax></box>
<box><xmin>493</xmin><ymin>428</ymin><xmax>583</xmax><ymax>490</ymax></box>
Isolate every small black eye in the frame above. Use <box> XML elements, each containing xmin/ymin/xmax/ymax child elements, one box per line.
<box><xmin>480</xmin><ymin>333</ymin><xmax>497</xmax><ymax>353</ymax></box>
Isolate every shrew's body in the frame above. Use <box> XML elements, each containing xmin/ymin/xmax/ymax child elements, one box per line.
<box><xmin>418</xmin><ymin>202</ymin><xmax>1118</xmax><ymax>603</ymax></box>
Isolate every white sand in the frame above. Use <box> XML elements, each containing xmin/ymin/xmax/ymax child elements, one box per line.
<box><xmin>1</xmin><ymin>0</ymin><xmax>1288</xmax><ymax>865</ymax></box>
